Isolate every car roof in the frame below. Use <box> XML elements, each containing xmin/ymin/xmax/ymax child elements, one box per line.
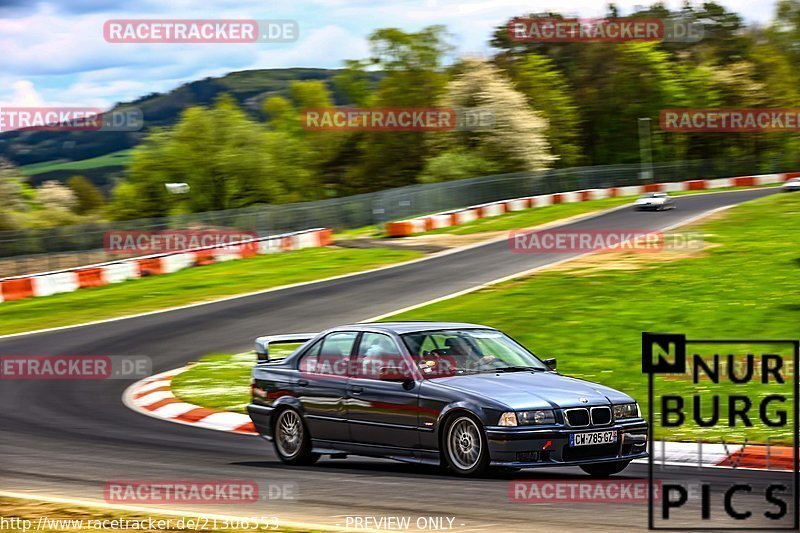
<box><xmin>331</xmin><ymin>321</ymin><xmax>492</xmax><ymax>334</ymax></box>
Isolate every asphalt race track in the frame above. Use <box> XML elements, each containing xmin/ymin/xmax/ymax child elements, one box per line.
<box><xmin>0</xmin><ymin>188</ymin><xmax>793</xmax><ymax>532</ymax></box>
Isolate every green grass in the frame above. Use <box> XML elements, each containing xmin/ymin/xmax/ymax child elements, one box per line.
<box><xmin>173</xmin><ymin>345</ymin><xmax>302</xmax><ymax>414</ymax></box>
<box><xmin>20</xmin><ymin>149</ymin><xmax>132</xmax><ymax>176</ymax></box>
<box><xmin>172</xmin><ymin>352</ymin><xmax>257</xmax><ymax>414</ymax></box>
<box><xmin>387</xmin><ymin>192</ymin><xmax>799</xmax><ymax>443</ymax></box>
<box><xmin>0</xmin><ymin>247</ymin><xmax>420</xmax><ymax>336</ymax></box>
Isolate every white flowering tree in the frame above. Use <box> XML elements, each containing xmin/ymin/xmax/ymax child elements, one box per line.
<box><xmin>36</xmin><ymin>180</ymin><xmax>78</xmax><ymax>212</ymax></box>
<box><xmin>423</xmin><ymin>58</ymin><xmax>556</xmax><ymax>182</ymax></box>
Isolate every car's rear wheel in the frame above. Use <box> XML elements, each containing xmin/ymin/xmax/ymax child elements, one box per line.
<box><xmin>443</xmin><ymin>414</ymin><xmax>489</xmax><ymax>476</ymax></box>
<box><xmin>273</xmin><ymin>408</ymin><xmax>319</xmax><ymax>466</ymax></box>
<box><xmin>580</xmin><ymin>460</ymin><xmax>631</xmax><ymax>477</ymax></box>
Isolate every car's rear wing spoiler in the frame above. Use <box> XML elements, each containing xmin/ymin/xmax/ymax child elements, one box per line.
<box><xmin>254</xmin><ymin>333</ymin><xmax>318</xmax><ymax>362</ymax></box>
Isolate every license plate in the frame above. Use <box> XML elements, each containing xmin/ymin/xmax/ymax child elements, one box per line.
<box><xmin>570</xmin><ymin>430</ymin><xmax>618</xmax><ymax>447</ymax></box>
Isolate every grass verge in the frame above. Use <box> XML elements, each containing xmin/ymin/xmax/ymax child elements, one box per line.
<box><xmin>0</xmin><ymin>247</ymin><xmax>420</xmax><ymax>336</ymax></box>
<box><xmin>172</xmin><ymin>352</ymin><xmax>258</xmax><ymax>414</ymax></box>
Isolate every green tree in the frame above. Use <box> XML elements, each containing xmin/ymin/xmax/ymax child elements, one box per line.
<box><xmin>418</xmin><ymin>149</ymin><xmax>500</xmax><ymax>183</ymax></box>
<box><xmin>344</xmin><ymin>26</ymin><xmax>454</xmax><ymax>192</ymax></box>
<box><xmin>511</xmin><ymin>53</ymin><xmax>583</xmax><ymax>167</ymax></box>
<box><xmin>334</xmin><ymin>60</ymin><xmax>374</xmax><ymax>107</ymax></box>
<box><xmin>576</xmin><ymin>42</ymin><xmax>687</xmax><ymax>164</ymax></box>
<box><xmin>0</xmin><ymin>157</ymin><xmax>29</xmax><ymax>211</ymax></box>
<box><xmin>66</xmin><ymin>175</ymin><xmax>104</xmax><ymax>214</ymax></box>
<box><xmin>119</xmin><ymin>95</ymin><xmax>287</xmax><ymax>217</ymax></box>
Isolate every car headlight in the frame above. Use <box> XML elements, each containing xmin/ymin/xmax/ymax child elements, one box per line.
<box><xmin>517</xmin><ymin>409</ymin><xmax>556</xmax><ymax>425</ymax></box>
<box><xmin>498</xmin><ymin>412</ymin><xmax>518</xmax><ymax>426</ymax></box>
<box><xmin>613</xmin><ymin>403</ymin><xmax>640</xmax><ymax>420</ymax></box>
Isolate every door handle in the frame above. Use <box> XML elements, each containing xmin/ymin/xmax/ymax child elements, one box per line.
<box><xmin>349</xmin><ymin>386</ymin><xmax>363</xmax><ymax>395</ymax></box>
<box><xmin>296</xmin><ymin>379</ymin><xmax>309</xmax><ymax>387</ymax></box>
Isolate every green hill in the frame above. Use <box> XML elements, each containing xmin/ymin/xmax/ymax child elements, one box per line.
<box><xmin>3</xmin><ymin>68</ymin><xmax>358</xmax><ymax>187</ymax></box>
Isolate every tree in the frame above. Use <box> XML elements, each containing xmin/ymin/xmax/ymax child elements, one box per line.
<box><xmin>334</xmin><ymin>60</ymin><xmax>374</xmax><ymax>107</ymax></box>
<box><xmin>418</xmin><ymin>149</ymin><xmax>500</xmax><ymax>183</ymax></box>
<box><xmin>0</xmin><ymin>157</ymin><xmax>28</xmax><ymax>211</ymax></box>
<box><xmin>344</xmin><ymin>26</ymin><xmax>455</xmax><ymax>192</ymax></box>
<box><xmin>118</xmin><ymin>95</ymin><xmax>288</xmax><ymax>218</ymax></box>
<box><xmin>67</xmin><ymin>175</ymin><xmax>104</xmax><ymax>214</ymax></box>
<box><xmin>511</xmin><ymin>53</ymin><xmax>584</xmax><ymax>167</ymax></box>
<box><xmin>426</xmin><ymin>58</ymin><xmax>556</xmax><ymax>176</ymax></box>
<box><xmin>36</xmin><ymin>181</ymin><xmax>77</xmax><ymax>212</ymax></box>
<box><xmin>575</xmin><ymin>42</ymin><xmax>687</xmax><ymax>164</ymax></box>
<box><xmin>107</xmin><ymin>181</ymin><xmax>143</xmax><ymax>221</ymax></box>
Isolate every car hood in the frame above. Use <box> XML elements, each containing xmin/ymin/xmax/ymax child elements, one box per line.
<box><xmin>634</xmin><ymin>198</ymin><xmax>663</xmax><ymax>204</ymax></box>
<box><xmin>430</xmin><ymin>371</ymin><xmax>634</xmax><ymax>410</ymax></box>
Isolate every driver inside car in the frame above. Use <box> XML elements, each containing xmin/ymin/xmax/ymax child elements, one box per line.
<box><xmin>444</xmin><ymin>336</ymin><xmax>499</xmax><ymax>371</ymax></box>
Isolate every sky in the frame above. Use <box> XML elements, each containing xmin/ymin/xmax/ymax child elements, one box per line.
<box><xmin>0</xmin><ymin>0</ymin><xmax>780</xmax><ymax>110</ymax></box>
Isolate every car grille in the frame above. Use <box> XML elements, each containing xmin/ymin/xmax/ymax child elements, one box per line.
<box><xmin>591</xmin><ymin>406</ymin><xmax>612</xmax><ymax>425</ymax></box>
<box><xmin>564</xmin><ymin>406</ymin><xmax>612</xmax><ymax>427</ymax></box>
<box><xmin>564</xmin><ymin>408</ymin><xmax>590</xmax><ymax>427</ymax></box>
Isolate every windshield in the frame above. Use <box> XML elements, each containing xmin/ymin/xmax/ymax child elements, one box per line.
<box><xmin>401</xmin><ymin>329</ymin><xmax>547</xmax><ymax>377</ymax></box>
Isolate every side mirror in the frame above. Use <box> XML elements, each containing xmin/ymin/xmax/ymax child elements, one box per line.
<box><xmin>543</xmin><ymin>358</ymin><xmax>557</xmax><ymax>371</ymax></box>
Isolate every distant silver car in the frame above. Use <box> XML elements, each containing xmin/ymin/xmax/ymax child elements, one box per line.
<box><xmin>782</xmin><ymin>178</ymin><xmax>800</xmax><ymax>192</ymax></box>
<box><xmin>633</xmin><ymin>192</ymin><xmax>675</xmax><ymax>211</ymax></box>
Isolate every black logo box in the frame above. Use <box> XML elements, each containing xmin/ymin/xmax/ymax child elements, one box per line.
<box><xmin>642</xmin><ymin>333</ymin><xmax>800</xmax><ymax>531</ymax></box>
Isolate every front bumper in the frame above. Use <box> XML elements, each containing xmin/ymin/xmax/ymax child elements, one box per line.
<box><xmin>485</xmin><ymin>419</ymin><xmax>648</xmax><ymax>468</ymax></box>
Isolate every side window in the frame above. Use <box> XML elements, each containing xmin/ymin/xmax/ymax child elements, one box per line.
<box><xmin>298</xmin><ymin>339</ymin><xmax>322</xmax><ymax>372</ymax></box>
<box><xmin>356</xmin><ymin>332</ymin><xmax>405</xmax><ymax>379</ymax></box>
<box><xmin>299</xmin><ymin>332</ymin><xmax>357</xmax><ymax>377</ymax></box>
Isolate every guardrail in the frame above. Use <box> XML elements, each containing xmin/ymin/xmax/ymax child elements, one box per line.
<box><xmin>385</xmin><ymin>173</ymin><xmax>795</xmax><ymax>237</ymax></box>
<box><xmin>0</xmin><ymin>227</ymin><xmax>332</xmax><ymax>304</ymax></box>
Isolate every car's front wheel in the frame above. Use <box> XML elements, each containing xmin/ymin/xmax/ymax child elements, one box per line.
<box><xmin>273</xmin><ymin>408</ymin><xmax>319</xmax><ymax>466</ymax></box>
<box><xmin>443</xmin><ymin>414</ymin><xmax>489</xmax><ymax>476</ymax></box>
<box><xmin>580</xmin><ymin>460</ymin><xmax>631</xmax><ymax>477</ymax></box>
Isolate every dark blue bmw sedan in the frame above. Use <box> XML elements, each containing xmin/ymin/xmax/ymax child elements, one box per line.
<box><xmin>247</xmin><ymin>322</ymin><xmax>647</xmax><ymax>476</ymax></box>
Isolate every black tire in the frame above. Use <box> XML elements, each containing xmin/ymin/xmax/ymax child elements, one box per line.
<box><xmin>580</xmin><ymin>460</ymin><xmax>631</xmax><ymax>477</ymax></box>
<box><xmin>272</xmin><ymin>408</ymin><xmax>319</xmax><ymax>466</ymax></box>
<box><xmin>442</xmin><ymin>414</ymin><xmax>489</xmax><ymax>476</ymax></box>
